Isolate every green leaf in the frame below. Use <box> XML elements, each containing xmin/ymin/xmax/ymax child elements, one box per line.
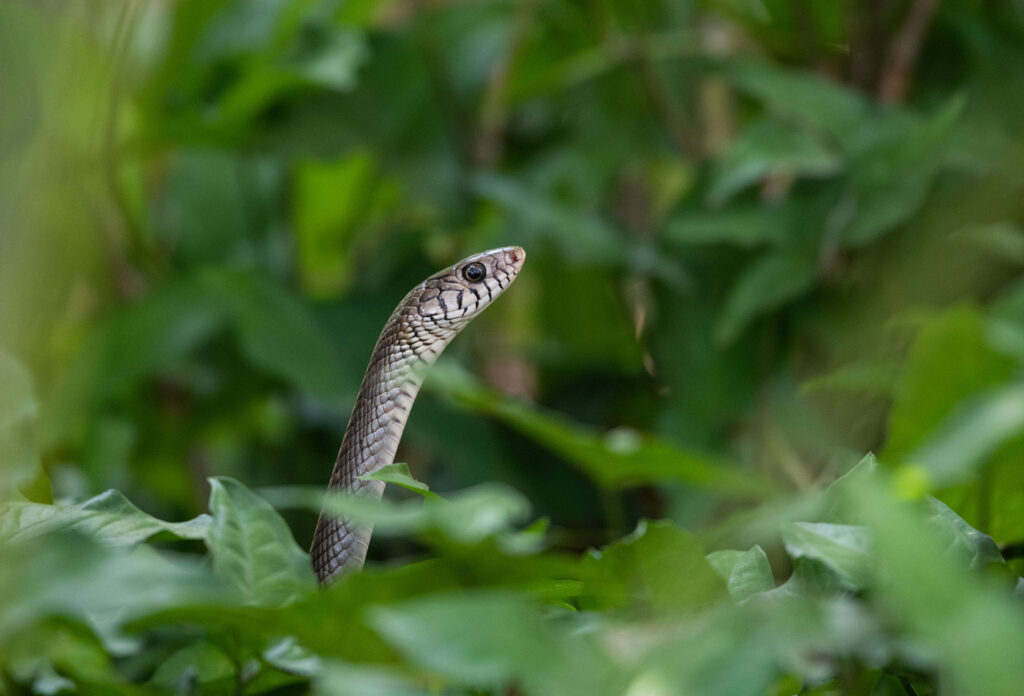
<box><xmin>581</xmin><ymin>520</ymin><xmax>725</xmax><ymax>612</ymax></box>
<box><xmin>708</xmin><ymin>545</ymin><xmax>774</xmax><ymax>601</ymax></box>
<box><xmin>426</xmin><ymin>363</ymin><xmax>772</xmax><ymax>496</ymax></box>
<box><xmin>368</xmin><ymin>591</ymin><xmax>611</xmax><ymax>696</ymax></box>
<box><xmin>884</xmin><ymin>305</ymin><xmax>1017</xmax><ymax>463</ymax></box>
<box><xmin>202</xmin><ymin>270</ymin><xmax>347</xmax><ymax>404</ymax></box>
<box><xmin>206</xmin><ymin>477</ymin><xmax>315</xmax><ymax>606</ymax></box>
<box><xmin>847</xmin><ymin>474</ymin><xmax>1024</xmax><ymax>696</ymax></box>
<box><xmin>358</xmin><ymin>462</ymin><xmax>436</xmax><ymax>498</ymax></box>
<box><xmin>665</xmin><ymin>203</ymin><xmax>791</xmax><ymax>248</ymax></box>
<box><xmin>840</xmin><ymin>97</ymin><xmax>964</xmax><ymax>246</ymax></box>
<box><xmin>708</xmin><ymin>118</ymin><xmax>840</xmax><ymax>205</ymax></box>
<box><xmin>781</xmin><ymin>522</ymin><xmax>872</xmax><ymax>590</ymax></box>
<box><xmin>315</xmin><ymin>662</ymin><xmax>430</xmax><ymax>696</ymax></box>
<box><xmin>715</xmin><ymin>251</ymin><xmax>817</xmax><ymax>345</ymax></box>
<box><xmin>0</xmin><ymin>489</ymin><xmax>210</xmax><ymax>545</ymax></box>
<box><xmin>926</xmin><ymin>497</ymin><xmax>1004</xmax><ymax>571</ymax></box>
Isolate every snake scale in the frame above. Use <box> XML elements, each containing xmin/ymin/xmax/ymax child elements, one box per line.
<box><xmin>310</xmin><ymin>246</ymin><xmax>525</xmax><ymax>583</ymax></box>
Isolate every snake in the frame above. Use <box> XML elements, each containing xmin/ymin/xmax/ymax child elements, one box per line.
<box><xmin>310</xmin><ymin>246</ymin><xmax>525</xmax><ymax>583</ymax></box>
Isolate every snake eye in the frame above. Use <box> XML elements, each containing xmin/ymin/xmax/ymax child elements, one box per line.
<box><xmin>462</xmin><ymin>262</ymin><xmax>486</xmax><ymax>282</ymax></box>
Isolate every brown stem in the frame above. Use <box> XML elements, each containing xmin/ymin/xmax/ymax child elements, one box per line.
<box><xmin>879</xmin><ymin>0</ymin><xmax>942</xmax><ymax>103</ymax></box>
<box><xmin>473</xmin><ymin>0</ymin><xmax>537</xmax><ymax>169</ymax></box>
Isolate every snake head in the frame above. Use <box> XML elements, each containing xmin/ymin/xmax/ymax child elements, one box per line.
<box><xmin>413</xmin><ymin>246</ymin><xmax>526</xmax><ymax>324</ymax></box>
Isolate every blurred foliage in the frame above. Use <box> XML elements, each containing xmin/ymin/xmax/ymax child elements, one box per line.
<box><xmin>2</xmin><ymin>0</ymin><xmax>1024</xmax><ymax>694</ymax></box>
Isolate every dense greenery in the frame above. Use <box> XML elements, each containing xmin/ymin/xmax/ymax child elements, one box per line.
<box><xmin>3</xmin><ymin>1</ymin><xmax>1024</xmax><ymax>694</ymax></box>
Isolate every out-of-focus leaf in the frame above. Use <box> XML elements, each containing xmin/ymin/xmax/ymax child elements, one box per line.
<box><xmin>664</xmin><ymin>203</ymin><xmax>791</xmax><ymax>248</ymax></box>
<box><xmin>206</xmin><ymin>477</ymin><xmax>315</xmax><ymax>606</ymax></box>
<box><xmin>708</xmin><ymin>118</ymin><xmax>841</xmax><ymax>205</ymax></box>
<box><xmin>292</xmin><ymin>151</ymin><xmax>400</xmax><ymax>298</ymax></box>
<box><xmin>781</xmin><ymin>522</ymin><xmax>871</xmax><ymax>590</ymax></box>
<box><xmin>0</xmin><ymin>348</ymin><xmax>38</xmax><ymax>500</ymax></box>
<box><xmin>426</xmin><ymin>362</ymin><xmax>772</xmax><ymax>496</ymax></box>
<box><xmin>708</xmin><ymin>545</ymin><xmax>774</xmax><ymax>601</ymax></box>
<box><xmin>721</xmin><ymin>61</ymin><xmax>870</xmax><ymax>148</ymax></box>
<box><xmin>840</xmin><ymin>97</ymin><xmax>964</xmax><ymax>247</ymax></box>
<box><xmin>0</xmin><ymin>489</ymin><xmax>210</xmax><ymax>545</ymax></box>
<box><xmin>369</xmin><ymin>591</ymin><xmax>614</xmax><ymax>696</ymax></box>
<box><xmin>802</xmin><ymin>360</ymin><xmax>903</xmax><ymax>397</ymax></box>
<box><xmin>315</xmin><ymin>662</ymin><xmax>431</xmax><ymax>696</ymax></box>
<box><xmin>201</xmin><ymin>269</ymin><xmax>347</xmax><ymax>404</ymax></box>
<box><xmin>581</xmin><ymin>519</ymin><xmax>725</xmax><ymax>612</ymax></box>
<box><xmin>906</xmin><ymin>383</ymin><xmax>1024</xmax><ymax>487</ymax></box>
<box><xmin>148</xmin><ymin>641</ymin><xmax>235</xmax><ymax>695</ymax></box>
<box><xmin>884</xmin><ymin>305</ymin><xmax>1017</xmax><ymax>462</ymax></box>
<box><xmin>263</xmin><ymin>482</ymin><xmax>530</xmax><ymax>545</ymax></box>
<box><xmin>847</xmin><ymin>473</ymin><xmax>1024</xmax><ymax>696</ymax></box>
<box><xmin>0</xmin><ymin>533</ymin><xmax>229</xmax><ymax>644</ymax></box>
<box><xmin>715</xmin><ymin>251</ymin><xmax>817</xmax><ymax>345</ymax></box>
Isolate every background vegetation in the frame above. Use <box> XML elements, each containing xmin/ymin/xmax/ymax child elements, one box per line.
<box><xmin>2</xmin><ymin>0</ymin><xmax>1024</xmax><ymax>694</ymax></box>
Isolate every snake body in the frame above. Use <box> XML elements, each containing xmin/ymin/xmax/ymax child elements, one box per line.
<box><xmin>310</xmin><ymin>246</ymin><xmax>525</xmax><ymax>583</ymax></box>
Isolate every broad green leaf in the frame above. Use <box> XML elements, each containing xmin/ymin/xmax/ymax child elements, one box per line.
<box><xmin>714</xmin><ymin>251</ymin><xmax>817</xmax><ymax>345</ymax></box>
<box><xmin>905</xmin><ymin>383</ymin><xmax>1024</xmax><ymax>488</ymax></box>
<box><xmin>0</xmin><ymin>489</ymin><xmax>210</xmax><ymax>545</ymax></box>
<box><xmin>148</xmin><ymin>641</ymin><xmax>235</xmax><ymax>695</ymax></box>
<box><xmin>884</xmin><ymin>305</ymin><xmax>1017</xmax><ymax>463</ymax></box>
<box><xmin>316</xmin><ymin>662</ymin><xmax>430</xmax><ymax>696</ymax></box>
<box><xmin>708</xmin><ymin>118</ymin><xmax>841</xmax><ymax>205</ymax></box>
<box><xmin>781</xmin><ymin>522</ymin><xmax>871</xmax><ymax>590</ymax></box>
<box><xmin>369</xmin><ymin>590</ymin><xmax>614</xmax><ymax>696</ymax></box>
<box><xmin>206</xmin><ymin>477</ymin><xmax>315</xmax><ymax>606</ymax></box>
<box><xmin>708</xmin><ymin>545</ymin><xmax>774</xmax><ymax>601</ymax></box>
<box><xmin>847</xmin><ymin>474</ymin><xmax>1024</xmax><ymax>696</ymax></box>
<box><xmin>581</xmin><ymin>519</ymin><xmax>725</xmax><ymax>612</ymax></box>
<box><xmin>426</xmin><ymin>363</ymin><xmax>771</xmax><ymax>496</ymax></box>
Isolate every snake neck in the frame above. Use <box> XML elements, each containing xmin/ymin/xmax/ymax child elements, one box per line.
<box><xmin>311</xmin><ymin>302</ymin><xmax>457</xmax><ymax>582</ymax></box>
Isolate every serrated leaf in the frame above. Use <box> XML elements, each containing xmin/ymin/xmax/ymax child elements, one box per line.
<box><xmin>0</xmin><ymin>489</ymin><xmax>210</xmax><ymax>545</ymax></box>
<box><xmin>206</xmin><ymin>477</ymin><xmax>315</xmax><ymax>605</ymax></box>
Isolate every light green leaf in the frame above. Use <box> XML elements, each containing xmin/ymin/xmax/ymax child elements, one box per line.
<box><xmin>884</xmin><ymin>305</ymin><xmax>1016</xmax><ymax>463</ymax></box>
<box><xmin>358</xmin><ymin>462</ymin><xmax>436</xmax><ymax>498</ymax></box>
<box><xmin>582</xmin><ymin>520</ymin><xmax>725</xmax><ymax>612</ymax></box>
<box><xmin>0</xmin><ymin>489</ymin><xmax>210</xmax><ymax>545</ymax></box>
<box><xmin>708</xmin><ymin>545</ymin><xmax>774</xmax><ymax>601</ymax></box>
<box><xmin>206</xmin><ymin>477</ymin><xmax>315</xmax><ymax>606</ymax></box>
<box><xmin>781</xmin><ymin>522</ymin><xmax>872</xmax><ymax>589</ymax></box>
<box><xmin>315</xmin><ymin>662</ymin><xmax>430</xmax><ymax>696</ymax></box>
